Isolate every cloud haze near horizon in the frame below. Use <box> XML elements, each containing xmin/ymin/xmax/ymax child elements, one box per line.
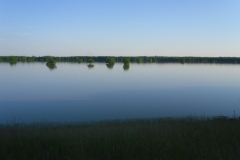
<box><xmin>0</xmin><ymin>0</ymin><xmax>239</xmax><ymax>57</ymax></box>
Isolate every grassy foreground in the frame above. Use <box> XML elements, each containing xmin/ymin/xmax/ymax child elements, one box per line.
<box><xmin>1</xmin><ymin>117</ymin><xmax>240</xmax><ymax>160</ymax></box>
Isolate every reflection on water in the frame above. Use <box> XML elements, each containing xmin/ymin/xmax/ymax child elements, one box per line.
<box><xmin>46</xmin><ymin>64</ymin><xmax>57</xmax><ymax>70</ymax></box>
<box><xmin>106</xmin><ymin>64</ymin><xmax>114</xmax><ymax>69</ymax></box>
<box><xmin>0</xmin><ymin>62</ymin><xmax>240</xmax><ymax>123</ymax></box>
<box><xmin>123</xmin><ymin>64</ymin><xmax>130</xmax><ymax>70</ymax></box>
<box><xmin>9</xmin><ymin>61</ymin><xmax>17</xmax><ymax>65</ymax></box>
<box><xmin>87</xmin><ymin>64</ymin><xmax>94</xmax><ymax>69</ymax></box>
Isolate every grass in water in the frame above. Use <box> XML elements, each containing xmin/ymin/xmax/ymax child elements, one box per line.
<box><xmin>1</xmin><ymin>117</ymin><xmax>240</xmax><ymax>160</ymax></box>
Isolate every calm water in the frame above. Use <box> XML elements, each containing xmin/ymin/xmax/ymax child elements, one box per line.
<box><xmin>1</xmin><ymin>62</ymin><xmax>240</xmax><ymax>124</ymax></box>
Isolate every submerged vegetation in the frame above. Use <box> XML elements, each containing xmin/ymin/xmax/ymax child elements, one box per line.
<box><xmin>9</xmin><ymin>57</ymin><xmax>18</xmax><ymax>65</ymax></box>
<box><xmin>123</xmin><ymin>57</ymin><xmax>130</xmax><ymax>65</ymax></box>
<box><xmin>123</xmin><ymin>63</ymin><xmax>130</xmax><ymax>70</ymax></box>
<box><xmin>77</xmin><ymin>58</ymin><xmax>83</xmax><ymax>63</ymax></box>
<box><xmin>88</xmin><ymin>58</ymin><xmax>94</xmax><ymax>64</ymax></box>
<box><xmin>1</xmin><ymin>56</ymin><xmax>240</xmax><ymax>64</ymax></box>
<box><xmin>106</xmin><ymin>57</ymin><xmax>115</xmax><ymax>65</ymax></box>
<box><xmin>106</xmin><ymin>57</ymin><xmax>115</xmax><ymax>69</ymax></box>
<box><xmin>87</xmin><ymin>58</ymin><xmax>94</xmax><ymax>68</ymax></box>
<box><xmin>137</xmin><ymin>57</ymin><xmax>143</xmax><ymax>63</ymax></box>
<box><xmin>106</xmin><ymin>63</ymin><xmax>114</xmax><ymax>69</ymax></box>
<box><xmin>1</xmin><ymin>117</ymin><xmax>240</xmax><ymax>159</ymax></box>
<box><xmin>46</xmin><ymin>59</ymin><xmax>57</xmax><ymax>69</ymax></box>
<box><xmin>122</xmin><ymin>58</ymin><xmax>130</xmax><ymax>71</ymax></box>
<box><xmin>87</xmin><ymin>64</ymin><xmax>94</xmax><ymax>69</ymax></box>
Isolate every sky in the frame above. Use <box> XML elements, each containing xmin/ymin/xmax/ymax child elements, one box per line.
<box><xmin>0</xmin><ymin>0</ymin><xmax>239</xmax><ymax>57</ymax></box>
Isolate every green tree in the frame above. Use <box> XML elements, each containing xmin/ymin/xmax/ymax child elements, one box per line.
<box><xmin>147</xmin><ymin>58</ymin><xmax>152</xmax><ymax>63</ymax></box>
<box><xmin>88</xmin><ymin>58</ymin><xmax>94</xmax><ymax>64</ymax></box>
<box><xmin>46</xmin><ymin>59</ymin><xmax>57</xmax><ymax>69</ymax></box>
<box><xmin>180</xmin><ymin>58</ymin><xmax>185</xmax><ymax>64</ymax></box>
<box><xmin>137</xmin><ymin>58</ymin><xmax>143</xmax><ymax>63</ymax></box>
<box><xmin>19</xmin><ymin>56</ymin><xmax>27</xmax><ymax>62</ymax></box>
<box><xmin>27</xmin><ymin>56</ymin><xmax>35</xmax><ymax>62</ymax></box>
<box><xmin>78</xmin><ymin>58</ymin><xmax>83</xmax><ymax>63</ymax></box>
<box><xmin>123</xmin><ymin>63</ymin><xmax>130</xmax><ymax>71</ymax></box>
<box><xmin>106</xmin><ymin>58</ymin><xmax>115</xmax><ymax>65</ymax></box>
<box><xmin>152</xmin><ymin>58</ymin><xmax>157</xmax><ymax>62</ymax></box>
<box><xmin>123</xmin><ymin>58</ymin><xmax>130</xmax><ymax>64</ymax></box>
<box><xmin>9</xmin><ymin>57</ymin><xmax>18</xmax><ymax>65</ymax></box>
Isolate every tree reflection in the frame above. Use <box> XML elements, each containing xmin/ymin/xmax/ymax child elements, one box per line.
<box><xmin>87</xmin><ymin>64</ymin><xmax>94</xmax><ymax>69</ymax></box>
<box><xmin>46</xmin><ymin>59</ymin><xmax>57</xmax><ymax>70</ymax></box>
<box><xmin>9</xmin><ymin>61</ymin><xmax>17</xmax><ymax>66</ymax></box>
<box><xmin>106</xmin><ymin>64</ymin><xmax>114</xmax><ymax>69</ymax></box>
<box><xmin>123</xmin><ymin>64</ymin><xmax>130</xmax><ymax>71</ymax></box>
<box><xmin>46</xmin><ymin>64</ymin><xmax>57</xmax><ymax>70</ymax></box>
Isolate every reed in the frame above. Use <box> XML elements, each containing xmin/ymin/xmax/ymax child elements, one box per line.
<box><xmin>1</xmin><ymin>117</ymin><xmax>240</xmax><ymax>159</ymax></box>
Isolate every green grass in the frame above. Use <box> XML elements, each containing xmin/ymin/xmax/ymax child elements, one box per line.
<box><xmin>1</xmin><ymin>117</ymin><xmax>240</xmax><ymax>160</ymax></box>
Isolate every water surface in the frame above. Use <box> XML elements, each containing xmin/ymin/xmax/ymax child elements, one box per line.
<box><xmin>1</xmin><ymin>62</ymin><xmax>240</xmax><ymax>123</ymax></box>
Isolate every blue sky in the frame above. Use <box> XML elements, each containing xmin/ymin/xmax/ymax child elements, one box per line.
<box><xmin>0</xmin><ymin>0</ymin><xmax>239</xmax><ymax>57</ymax></box>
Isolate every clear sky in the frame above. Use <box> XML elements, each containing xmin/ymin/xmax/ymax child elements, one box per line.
<box><xmin>0</xmin><ymin>0</ymin><xmax>239</xmax><ymax>57</ymax></box>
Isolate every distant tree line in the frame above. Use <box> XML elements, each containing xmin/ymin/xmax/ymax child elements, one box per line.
<box><xmin>0</xmin><ymin>56</ymin><xmax>240</xmax><ymax>64</ymax></box>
